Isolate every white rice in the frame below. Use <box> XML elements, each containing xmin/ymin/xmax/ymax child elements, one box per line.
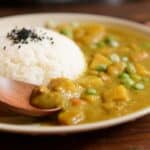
<box><xmin>0</xmin><ymin>27</ymin><xmax>86</xmax><ymax>85</ymax></box>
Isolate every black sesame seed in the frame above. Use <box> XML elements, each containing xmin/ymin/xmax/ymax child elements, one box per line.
<box><xmin>50</xmin><ymin>37</ymin><xmax>53</xmax><ymax>40</ymax></box>
<box><xmin>6</xmin><ymin>27</ymin><xmax>55</xmax><ymax>46</ymax></box>
<box><xmin>51</xmin><ymin>41</ymin><xmax>54</xmax><ymax>44</ymax></box>
<box><xmin>7</xmin><ymin>28</ymin><xmax>41</xmax><ymax>44</ymax></box>
<box><xmin>18</xmin><ymin>45</ymin><xmax>21</xmax><ymax>49</ymax></box>
<box><xmin>3</xmin><ymin>46</ymin><xmax>6</xmax><ymax>50</ymax></box>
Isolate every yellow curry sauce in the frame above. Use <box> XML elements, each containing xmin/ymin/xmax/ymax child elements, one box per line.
<box><xmin>30</xmin><ymin>22</ymin><xmax>150</xmax><ymax>125</ymax></box>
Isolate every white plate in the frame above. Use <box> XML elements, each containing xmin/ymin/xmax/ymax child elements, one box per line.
<box><xmin>0</xmin><ymin>13</ymin><xmax>150</xmax><ymax>135</ymax></box>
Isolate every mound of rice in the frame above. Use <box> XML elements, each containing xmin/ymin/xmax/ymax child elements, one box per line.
<box><xmin>0</xmin><ymin>27</ymin><xmax>86</xmax><ymax>85</ymax></box>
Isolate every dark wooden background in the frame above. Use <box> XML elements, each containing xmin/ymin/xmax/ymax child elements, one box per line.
<box><xmin>0</xmin><ymin>1</ymin><xmax>150</xmax><ymax>150</ymax></box>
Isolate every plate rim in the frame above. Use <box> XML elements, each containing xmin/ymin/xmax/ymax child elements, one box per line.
<box><xmin>0</xmin><ymin>108</ymin><xmax>150</xmax><ymax>135</ymax></box>
<box><xmin>0</xmin><ymin>12</ymin><xmax>150</xmax><ymax>135</ymax></box>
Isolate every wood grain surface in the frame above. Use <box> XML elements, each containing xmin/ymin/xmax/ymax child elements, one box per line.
<box><xmin>0</xmin><ymin>2</ymin><xmax>150</xmax><ymax>150</ymax></box>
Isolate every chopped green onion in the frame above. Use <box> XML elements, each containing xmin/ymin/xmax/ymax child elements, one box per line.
<box><xmin>130</xmin><ymin>74</ymin><xmax>142</xmax><ymax>82</ymax></box>
<box><xmin>123</xmin><ymin>78</ymin><xmax>135</xmax><ymax>88</ymax></box>
<box><xmin>126</xmin><ymin>63</ymin><xmax>136</xmax><ymax>74</ymax></box>
<box><xmin>119</xmin><ymin>72</ymin><xmax>130</xmax><ymax>79</ymax></box>
<box><xmin>96</xmin><ymin>41</ymin><xmax>105</xmax><ymax>48</ymax></box>
<box><xmin>140</xmin><ymin>43</ymin><xmax>150</xmax><ymax>49</ymax></box>
<box><xmin>105</xmin><ymin>36</ymin><xmax>119</xmax><ymax>48</ymax></box>
<box><xmin>122</xmin><ymin>56</ymin><xmax>129</xmax><ymax>62</ymax></box>
<box><xmin>96</xmin><ymin>64</ymin><xmax>107</xmax><ymax>72</ymax></box>
<box><xmin>60</xmin><ymin>28</ymin><xmax>73</xmax><ymax>38</ymax></box>
<box><xmin>86</xmin><ymin>88</ymin><xmax>97</xmax><ymax>95</ymax></box>
<box><xmin>119</xmin><ymin>73</ymin><xmax>135</xmax><ymax>87</ymax></box>
<box><xmin>142</xmin><ymin>77</ymin><xmax>150</xmax><ymax>83</ymax></box>
<box><xmin>133</xmin><ymin>83</ymin><xmax>145</xmax><ymax>90</ymax></box>
<box><xmin>109</xmin><ymin>53</ymin><xmax>120</xmax><ymax>62</ymax></box>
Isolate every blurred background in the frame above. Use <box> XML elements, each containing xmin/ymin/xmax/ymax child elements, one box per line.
<box><xmin>0</xmin><ymin>0</ymin><xmax>149</xmax><ymax>23</ymax></box>
<box><xmin>0</xmin><ymin>0</ymin><xmax>149</xmax><ymax>5</ymax></box>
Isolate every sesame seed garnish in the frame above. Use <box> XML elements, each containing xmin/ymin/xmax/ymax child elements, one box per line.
<box><xmin>51</xmin><ymin>41</ymin><xmax>54</xmax><ymax>45</ymax></box>
<box><xmin>50</xmin><ymin>37</ymin><xmax>53</xmax><ymax>40</ymax></box>
<box><xmin>3</xmin><ymin>46</ymin><xmax>6</xmax><ymax>50</ymax></box>
<box><xmin>6</xmin><ymin>27</ymin><xmax>55</xmax><ymax>47</ymax></box>
<box><xmin>18</xmin><ymin>45</ymin><xmax>21</xmax><ymax>49</ymax></box>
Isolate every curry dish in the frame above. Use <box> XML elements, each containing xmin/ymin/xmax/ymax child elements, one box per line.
<box><xmin>30</xmin><ymin>22</ymin><xmax>150</xmax><ymax>125</ymax></box>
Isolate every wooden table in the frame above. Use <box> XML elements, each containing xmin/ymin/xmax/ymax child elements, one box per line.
<box><xmin>0</xmin><ymin>2</ymin><xmax>150</xmax><ymax>150</ymax></box>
